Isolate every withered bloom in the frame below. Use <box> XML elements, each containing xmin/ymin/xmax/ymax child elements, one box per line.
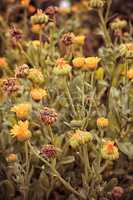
<box><xmin>2</xmin><ymin>78</ymin><xmax>20</xmax><ymax>95</ymax></box>
<box><xmin>111</xmin><ymin>186</ymin><xmax>124</xmax><ymax>198</ymax></box>
<box><xmin>40</xmin><ymin>107</ymin><xmax>58</xmax><ymax>125</ymax></box>
<box><xmin>15</xmin><ymin>64</ymin><xmax>29</xmax><ymax>78</ymax></box>
<box><xmin>60</xmin><ymin>33</ymin><xmax>74</xmax><ymax>46</ymax></box>
<box><xmin>41</xmin><ymin>144</ymin><xmax>58</xmax><ymax>158</ymax></box>
<box><xmin>10</xmin><ymin>25</ymin><xmax>22</xmax><ymax>42</ymax></box>
<box><xmin>45</xmin><ymin>6</ymin><xmax>59</xmax><ymax>20</ymax></box>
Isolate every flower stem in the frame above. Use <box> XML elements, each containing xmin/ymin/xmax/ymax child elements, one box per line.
<box><xmin>28</xmin><ymin>141</ymin><xmax>85</xmax><ymax>199</ymax></box>
<box><xmin>64</xmin><ymin>78</ymin><xmax>77</xmax><ymax>117</ymax></box>
<box><xmin>98</xmin><ymin>9</ymin><xmax>112</xmax><ymax>47</ymax></box>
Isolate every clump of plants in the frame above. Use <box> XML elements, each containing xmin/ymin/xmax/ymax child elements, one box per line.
<box><xmin>0</xmin><ymin>0</ymin><xmax>132</xmax><ymax>200</ymax></box>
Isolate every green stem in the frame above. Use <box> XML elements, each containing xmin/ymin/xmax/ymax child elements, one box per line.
<box><xmin>28</xmin><ymin>141</ymin><xmax>85</xmax><ymax>199</ymax></box>
<box><xmin>17</xmin><ymin>42</ymin><xmax>34</xmax><ymax>67</ymax></box>
<box><xmin>48</xmin><ymin>125</ymin><xmax>54</xmax><ymax>144</ymax></box>
<box><xmin>24</xmin><ymin>141</ymin><xmax>30</xmax><ymax>199</ymax></box>
<box><xmin>64</xmin><ymin>78</ymin><xmax>77</xmax><ymax>117</ymax></box>
<box><xmin>98</xmin><ymin>9</ymin><xmax>112</xmax><ymax>47</ymax></box>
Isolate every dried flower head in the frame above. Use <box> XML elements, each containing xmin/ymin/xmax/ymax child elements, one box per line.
<box><xmin>45</xmin><ymin>6</ymin><xmax>58</xmax><ymax>20</ymax></box>
<box><xmin>101</xmin><ymin>140</ymin><xmax>119</xmax><ymax>160</ymax></box>
<box><xmin>97</xmin><ymin>117</ymin><xmax>109</xmax><ymax>127</ymax></box>
<box><xmin>41</xmin><ymin>144</ymin><xmax>60</xmax><ymax>158</ymax></box>
<box><xmin>1</xmin><ymin>78</ymin><xmax>20</xmax><ymax>95</ymax></box>
<box><xmin>28</xmin><ymin>68</ymin><xmax>44</xmax><ymax>84</ymax></box>
<box><xmin>31</xmin><ymin>88</ymin><xmax>47</xmax><ymax>101</ymax></box>
<box><xmin>60</xmin><ymin>33</ymin><xmax>75</xmax><ymax>46</ymax></box>
<box><xmin>40</xmin><ymin>107</ymin><xmax>58</xmax><ymax>125</ymax></box>
<box><xmin>127</xmin><ymin>69</ymin><xmax>133</xmax><ymax>79</ymax></box>
<box><xmin>111</xmin><ymin>186</ymin><xmax>124</xmax><ymax>198</ymax></box>
<box><xmin>72</xmin><ymin>57</ymin><xmax>85</xmax><ymax>68</ymax></box>
<box><xmin>11</xmin><ymin>103</ymin><xmax>32</xmax><ymax>120</ymax></box>
<box><xmin>69</xmin><ymin>130</ymin><xmax>93</xmax><ymax>148</ymax></box>
<box><xmin>15</xmin><ymin>64</ymin><xmax>29</xmax><ymax>78</ymax></box>
<box><xmin>10</xmin><ymin>121</ymin><xmax>31</xmax><ymax>142</ymax></box>
<box><xmin>6</xmin><ymin>153</ymin><xmax>17</xmax><ymax>162</ymax></box>
<box><xmin>31</xmin><ymin>9</ymin><xmax>49</xmax><ymax>25</ymax></box>
<box><xmin>10</xmin><ymin>26</ymin><xmax>22</xmax><ymax>42</ymax></box>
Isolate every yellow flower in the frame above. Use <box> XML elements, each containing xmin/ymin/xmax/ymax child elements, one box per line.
<box><xmin>101</xmin><ymin>140</ymin><xmax>119</xmax><ymax>160</ymax></box>
<box><xmin>31</xmin><ymin>24</ymin><xmax>44</xmax><ymax>34</ymax></box>
<box><xmin>127</xmin><ymin>69</ymin><xmax>133</xmax><ymax>79</ymax></box>
<box><xmin>69</xmin><ymin>130</ymin><xmax>93</xmax><ymax>148</ymax></box>
<box><xmin>31</xmin><ymin>88</ymin><xmax>47</xmax><ymax>101</ymax></box>
<box><xmin>6</xmin><ymin>153</ymin><xmax>17</xmax><ymax>162</ymax></box>
<box><xmin>11</xmin><ymin>103</ymin><xmax>31</xmax><ymax>120</ymax></box>
<box><xmin>84</xmin><ymin>57</ymin><xmax>101</xmax><ymax>70</ymax></box>
<box><xmin>73</xmin><ymin>35</ymin><xmax>85</xmax><ymax>45</ymax></box>
<box><xmin>28</xmin><ymin>68</ymin><xmax>44</xmax><ymax>84</ymax></box>
<box><xmin>72</xmin><ymin>57</ymin><xmax>85</xmax><ymax>68</ymax></box>
<box><xmin>97</xmin><ymin>117</ymin><xmax>109</xmax><ymax>127</ymax></box>
<box><xmin>10</xmin><ymin>121</ymin><xmax>31</xmax><ymax>142</ymax></box>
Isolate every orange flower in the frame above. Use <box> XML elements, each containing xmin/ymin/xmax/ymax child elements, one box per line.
<box><xmin>20</xmin><ymin>0</ymin><xmax>29</xmax><ymax>7</ymax></box>
<box><xmin>6</xmin><ymin>153</ymin><xmax>17</xmax><ymax>162</ymax></box>
<box><xmin>127</xmin><ymin>69</ymin><xmax>133</xmax><ymax>79</ymax></box>
<box><xmin>28</xmin><ymin>5</ymin><xmax>36</xmax><ymax>14</ymax></box>
<box><xmin>97</xmin><ymin>117</ymin><xmax>109</xmax><ymax>127</ymax></box>
<box><xmin>0</xmin><ymin>57</ymin><xmax>7</xmax><ymax>68</ymax></box>
<box><xmin>10</xmin><ymin>121</ymin><xmax>31</xmax><ymax>142</ymax></box>
<box><xmin>101</xmin><ymin>140</ymin><xmax>119</xmax><ymax>160</ymax></box>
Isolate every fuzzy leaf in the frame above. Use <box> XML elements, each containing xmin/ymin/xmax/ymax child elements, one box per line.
<box><xmin>60</xmin><ymin>156</ymin><xmax>75</xmax><ymax>165</ymax></box>
<box><xmin>117</xmin><ymin>142</ymin><xmax>133</xmax><ymax>159</ymax></box>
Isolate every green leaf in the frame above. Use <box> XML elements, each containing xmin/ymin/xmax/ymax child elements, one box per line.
<box><xmin>60</xmin><ymin>156</ymin><xmax>75</xmax><ymax>165</ymax></box>
<box><xmin>117</xmin><ymin>142</ymin><xmax>133</xmax><ymax>159</ymax></box>
<box><xmin>104</xmin><ymin>178</ymin><xmax>118</xmax><ymax>192</ymax></box>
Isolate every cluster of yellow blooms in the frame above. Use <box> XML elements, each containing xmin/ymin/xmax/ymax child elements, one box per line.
<box><xmin>73</xmin><ymin>57</ymin><xmax>101</xmax><ymax>70</ymax></box>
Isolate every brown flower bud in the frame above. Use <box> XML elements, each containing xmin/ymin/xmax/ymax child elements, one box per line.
<box><xmin>10</xmin><ymin>25</ymin><xmax>22</xmax><ymax>42</ymax></box>
<box><xmin>112</xmin><ymin>186</ymin><xmax>124</xmax><ymax>198</ymax></box>
<box><xmin>15</xmin><ymin>64</ymin><xmax>29</xmax><ymax>78</ymax></box>
<box><xmin>40</xmin><ymin>107</ymin><xmax>58</xmax><ymax>125</ymax></box>
<box><xmin>60</xmin><ymin>33</ymin><xmax>75</xmax><ymax>46</ymax></box>
<box><xmin>41</xmin><ymin>144</ymin><xmax>58</xmax><ymax>158</ymax></box>
<box><xmin>2</xmin><ymin>78</ymin><xmax>20</xmax><ymax>95</ymax></box>
<box><xmin>45</xmin><ymin>6</ymin><xmax>58</xmax><ymax>19</ymax></box>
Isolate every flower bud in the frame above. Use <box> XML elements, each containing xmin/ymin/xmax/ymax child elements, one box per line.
<box><xmin>40</xmin><ymin>107</ymin><xmax>58</xmax><ymax>125</ymax></box>
<box><xmin>31</xmin><ymin>9</ymin><xmax>49</xmax><ymax>25</ymax></box>
<box><xmin>28</xmin><ymin>68</ymin><xmax>44</xmax><ymax>84</ymax></box>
